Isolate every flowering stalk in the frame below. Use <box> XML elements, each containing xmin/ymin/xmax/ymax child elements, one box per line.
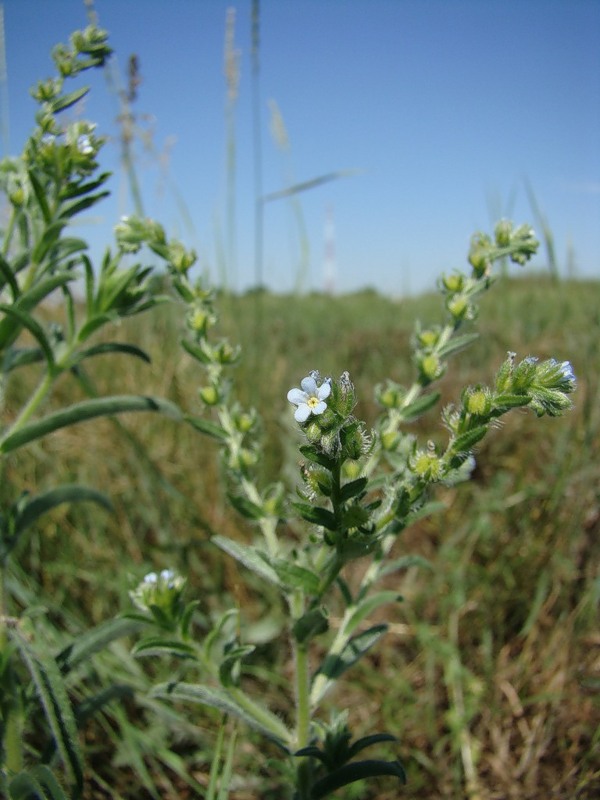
<box><xmin>125</xmin><ymin>215</ymin><xmax>575</xmax><ymax>798</ymax></box>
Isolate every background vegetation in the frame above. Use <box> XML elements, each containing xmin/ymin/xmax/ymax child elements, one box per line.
<box><xmin>3</xmin><ymin>274</ymin><xmax>599</xmax><ymax>799</ymax></box>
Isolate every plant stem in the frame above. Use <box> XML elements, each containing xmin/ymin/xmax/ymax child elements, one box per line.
<box><xmin>1</xmin><ymin>369</ymin><xmax>54</xmax><ymax>447</ymax></box>
<box><xmin>0</xmin><ymin>567</ymin><xmax>24</xmax><ymax>775</ymax></box>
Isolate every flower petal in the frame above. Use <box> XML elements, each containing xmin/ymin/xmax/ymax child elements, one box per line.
<box><xmin>295</xmin><ymin>404</ymin><xmax>311</xmax><ymax>422</ymax></box>
<box><xmin>312</xmin><ymin>401</ymin><xmax>327</xmax><ymax>415</ymax></box>
<box><xmin>287</xmin><ymin>388</ymin><xmax>308</xmax><ymax>406</ymax></box>
<box><xmin>317</xmin><ymin>381</ymin><xmax>331</xmax><ymax>400</ymax></box>
<box><xmin>300</xmin><ymin>376</ymin><xmax>317</xmax><ymax>395</ymax></box>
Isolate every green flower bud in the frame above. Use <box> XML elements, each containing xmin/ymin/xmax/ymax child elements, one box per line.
<box><xmin>441</xmin><ymin>273</ymin><xmax>464</xmax><ymax>293</ymax></box>
<box><xmin>376</xmin><ymin>380</ymin><xmax>404</xmax><ymax>409</ymax></box>
<box><xmin>199</xmin><ymin>385</ymin><xmax>219</xmax><ymax>406</ymax></box>
<box><xmin>418</xmin><ymin>353</ymin><xmax>444</xmax><ymax>383</ymax></box>
<box><xmin>465</xmin><ymin>388</ymin><xmax>490</xmax><ymax>416</ymax></box>
<box><xmin>447</xmin><ymin>294</ymin><xmax>470</xmax><ymax>321</ymax></box>
<box><xmin>168</xmin><ymin>240</ymin><xmax>197</xmax><ymax>274</ymax></box>
<box><xmin>381</xmin><ymin>430</ymin><xmax>400</xmax><ymax>451</ymax></box>
<box><xmin>215</xmin><ymin>341</ymin><xmax>239</xmax><ymax>364</ymax></box>
<box><xmin>234</xmin><ymin>411</ymin><xmax>255</xmax><ymax>433</ymax></box>
<box><xmin>341</xmin><ymin>426</ymin><xmax>363</xmax><ymax>460</ymax></box>
<box><xmin>494</xmin><ymin>219</ymin><xmax>512</xmax><ymax>247</ymax></box>
<box><xmin>417</xmin><ymin>328</ymin><xmax>440</xmax><ymax>349</ymax></box>
<box><xmin>411</xmin><ymin>450</ymin><xmax>443</xmax><ymax>481</ymax></box>
<box><xmin>305</xmin><ymin>421</ymin><xmax>321</xmax><ymax>443</ymax></box>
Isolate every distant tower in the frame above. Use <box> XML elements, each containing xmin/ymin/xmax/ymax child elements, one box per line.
<box><xmin>323</xmin><ymin>205</ymin><xmax>336</xmax><ymax>294</ymax></box>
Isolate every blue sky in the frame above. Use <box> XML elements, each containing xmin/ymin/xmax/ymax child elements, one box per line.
<box><xmin>2</xmin><ymin>0</ymin><xmax>599</xmax><ymax>294</ymax></box>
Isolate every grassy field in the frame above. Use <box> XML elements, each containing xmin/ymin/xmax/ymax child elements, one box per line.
<box><xmin>4</xmin><ymin>274</ymin><xmax>600</xmax><ymax>799</ymax></box>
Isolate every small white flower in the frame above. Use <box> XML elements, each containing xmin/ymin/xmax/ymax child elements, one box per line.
<box><xmin>287</xmin><ymin>375</ymin><xmax>331</xmax><ymax>423</ymax></box>
<box><xmin>77</xmin><ymin>134</ymin><xmax>94</xmax><ymax>155</ymax></box>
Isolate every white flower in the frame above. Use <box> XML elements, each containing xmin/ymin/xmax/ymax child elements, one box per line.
<box><xmin>287</xmin><ymin>375</ymin><xmax>331</xmax><ymax>422</ymax></box>
<box><xmin>77</xmin><ymin>134</ymin><xmax>94</xmax><ymax>155</ymax></box>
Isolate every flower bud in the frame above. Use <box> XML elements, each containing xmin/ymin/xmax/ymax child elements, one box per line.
<box><xmin>417</xmin><ymin>328</ymin><xmax>440</xmax><ymax>349</ymax></box>
<box><xmin>418</xmin><ymin>353</ymin><xmax>444</xmax><ymax>383</ymax></box>
<box><xmin>199</xmin><ymin>385</ymin><xmax>220</xmax><ymax>406</ymax></box>
<box><xmin>305</xmin><ymin>421</ymin><xmax>321</xmax><ymax>442</ymax></box>
<box><xmin>441</xmin><ymin>273</ymin><xmax>464</xmax><ymax>293</ymax></box>
<box><xmin>494</xmin><ymin>219</ymin><xmax>513</xmax><ymax>247</ymax></box>
<box><xmin>411</xmin><ymin>450</ymin><xmax>443</xmax><ymax>481</ymax></box>
<box><xmin>465</xmin><ymin>388</ymin><xmax>490</xmax><ymax>416</ymax></box>
<box><xmin>376</xmin><ymin>380</ymin><xmax>404</xmax><ymax>409</ymax></box>
<box><xmin>381</xmin><ymin>430</ymin><xmax>400</xmax><ymax>451</ymax></box>
<box><xmin>341</xmin><ymin>427</ymin><xmax>363</xmax><ymax>460</ymax></box>
<box><xmin>447</xmin><ymin>294</ymin><xmax>470</xmax><ymax>321</ymax></box>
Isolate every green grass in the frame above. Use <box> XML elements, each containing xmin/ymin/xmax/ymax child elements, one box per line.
<box><xmin>4</xmin><ymin>274</ymin><xmax>600</xmax><ymax>798</ymax></box>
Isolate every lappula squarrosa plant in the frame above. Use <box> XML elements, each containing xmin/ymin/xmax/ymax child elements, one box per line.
<box><xmin>124</xmin><ymin>218</ymin><xmax>576</xmax><ymax>798</ymax></box>
<box><xmin>0</xmin><ymin>24</ymin><xmax>201</xmax><ymax>800</ymax></box>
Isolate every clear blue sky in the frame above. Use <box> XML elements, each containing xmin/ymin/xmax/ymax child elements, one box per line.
<box><xmin>2</xmin><ymin>0</ymin><xmax>599</xmax><ymax>294</ymax></box>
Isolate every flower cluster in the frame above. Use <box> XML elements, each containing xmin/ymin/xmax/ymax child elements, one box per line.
<box><xmin>129</xmin><ymin>569</ymin><xmax>186</xmax><ymax>621</ymax></box>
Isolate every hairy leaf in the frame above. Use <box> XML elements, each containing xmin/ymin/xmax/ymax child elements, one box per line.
<box><xmin>212</xmin><ymin>535</ymin><xmax>281</xmax><ymax>586</ymax></box>
<box><xmin>10</xmin><ymin>630</ymin><xmax>83</xmax><ymax>792</ymax></box>
<box><xmin>0</xmin><ymin>395</ymin><xmax>182</xmax><ymax>453</ymax></box>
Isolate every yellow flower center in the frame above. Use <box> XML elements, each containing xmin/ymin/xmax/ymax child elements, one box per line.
<box><xmin>307</xmin><ymin>396</ymin><xmax>320</xmax><ymax>409</ymax></box>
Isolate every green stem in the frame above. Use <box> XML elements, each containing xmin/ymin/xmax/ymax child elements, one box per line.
<box><xmin>295</xmin><ymin>642</ymin><xmax>310</xmax><ymax>750</ymax></box>
<box><xmin>1</xmin><ymin>207</ymin><xmax>16</xmax><ymax>258</ymax></box>
<box><xmin>0</xmin><ymin>567</ymin><xmax>24</xmax><ymax>775</ymax></box>
<box><xmin>1</xmin><ymin>369</ymin><xmax>54</xmax><ymax>447</ymax></box>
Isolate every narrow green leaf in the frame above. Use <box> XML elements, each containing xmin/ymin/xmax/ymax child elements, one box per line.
<box><xmin>59</xmin><ymin>191</ymin><xmax>110</xmax><ymax>220</ymax></box>
<box><xmin>292</xmin><ymin>607</ymin><xmax>329</xmax><ymax>643</ymax></box>
<box><xmin>181</xmin><ymin>337</ymin><xmax>212</xmax><ymax>364</ymax></box>
<box><xmin>316</xmin><ymin>624</ymin><xmax>387</xmax><ymax>683</ymax></box>
<box><xmin>59</xmin><ymin>173</ymin><xmax>111</xmax><ymax>200</ymax></box>
<box><xmin>52</xmin><ymin>236</ymin><xmax>88</xmax><ymax>262</ymax></box>
<box><xmin>56</xmin><ymin>617</ymin><xmax>143</xmax><ymax>674</ymax></box>
<box><xmin>226</xmin><ymin>492</ymin><xmax>265</xmax><ymax>520</ymax></box>
<box><xmin>10</xmin><ymin>629</ymin><xmax>83</xmax><ymax>792</ymax></box>
<box><xmin>291</xmin><ymin>501</ymin><xmax>337</xmax><ymax>531</ymax></box>
<box><xmin>311</xmin><ymin>758</ymin><xmax>406</xmax><ymax>798</ymax></box>
<box><xmin>272</xmin><ymin>561</ymin><xmax>321</xmax><ymax>595</ymax></box>
<box><xmin>347</xmin><ymin>732</ymin><xmax>398</xmax><ymax>760</ymax></box>
<box><xmin>451</xmin><ymin>424</ymin><xmax>488</xmax><ymax>454</ymax></box>
<box><xmin>0</xmin><ymin>273</ymin><xmax>74</xmax><ymax>350</ymax></box>
<box><xmin>379</xmin><ymin>554</ymin><xmax>433</xmax><ymax>579</ymax></box>
<box><xmin>0</xmin><ymin>395</ymin><xmax>182</xmax><ymax>454</ymax></box>
<box><xmin>185</xmin><ymin>415</ymin><xmax>228</xmax><ymax>441</ymax></box>
<box><xmin>76</xmin><ymin>313</ymin><xmax>117</xmax><ymax>342</ymax></box>
<box><xmin>32</xmin><ymin>221</ymin><xmax>65</xmax><ymax>265</ymax></box>
<box><xmin>299</xmin><ymin>444</ymin><xmax>336</xmax><ymax>470</ymax></box>
<box><xmin>74</xmin><ymin>684</ymin><xmax>134</xmax><ymax>727</ymax></box>
<box><xmin>399</xmin><ymin>390</ymin><xmax>441</xmax><ymax>421</ymax></box>
<box><xmin>344</xmin><ymin>592</ymin><xmax>401</xmax><ymax>638</ymax></box>
<box><xmin>340</xmin><ymin>477</ymin><xmax>368</xmax><ymax>502</ymax></box>
<box><xmin>493</xmin><ymin>393</ymin><xmax>532</xmax><ymax>411</ymax></box>
<box><xmin>0</xmin><ymin>251</ymin><xmax>20</xmax><ymax>299</ymax></box>
<box><xmin>212</xmin><ymin>535</ymin><xmax>281</xmax><ymax>586</ymax></box>
<box><xmin>9</xmin><ymin>765</ymin><xmax>69</xmax><ymax>800</ymax></box>
<box><xmin>3</xmin><ymin>347</ymin><xmax>44</xmax><ymax>372</ymax></box>
<box><xmin>13</xmin><ymin>484</ymin><xmax>113</xmax><ymax>538</ymax></box>
<box><xmin>0</xmin><ymin>303</ymin><xmax>55</xmax><ymax>367</ymax></box>
<box><xmin>437</xmin><ymin>332</ymin><xmax>480</xmax><ymax>359</ymax></box>
<box><xmin>50</xmin><ymin>85</ymin><xmax>90</xmax><ymax>114</ymax></box>
<box><xmin>151</xmin><ymin>681</ymin><xmax>290</xmax><ymax>746</ymax></box>
<box><xmin>28</xmin><ymin>169</ymin><xmax>51</xmax><ymax>222</ymax></box>
<box><xmin>132</xmin><ymin>638</ymin><xmax>198</xmax><ymax>660</ymax></box>
<box><xmin>71</xmin><ymin>342</ymin><xmax>151</xmax><ymax>366</ymax></box>
<box><xmin>219</xmin><ymin>644</ymin><xmax>256</xmax><ymax>686</ymax></box>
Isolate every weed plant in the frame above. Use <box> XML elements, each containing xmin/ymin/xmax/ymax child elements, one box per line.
<box><xmin>0</xmin><ymin>19</ymin><xmax>598</xmax><ymax>800</ymax></box>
